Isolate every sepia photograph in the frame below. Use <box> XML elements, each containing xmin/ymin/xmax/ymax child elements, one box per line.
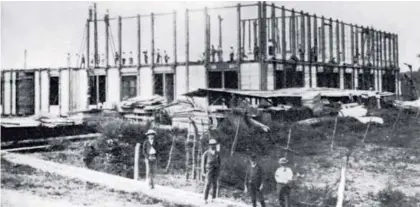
<box><xmin>1</xmin><ymin>1</ymin><xmax>420</xmax><ymax>206</ymax></box>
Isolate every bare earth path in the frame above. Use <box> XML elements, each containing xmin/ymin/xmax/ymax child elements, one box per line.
<box><xmin>1</xmin><ymin>152</ymin><xmax>248</xmax><ymax>207</ymax></box>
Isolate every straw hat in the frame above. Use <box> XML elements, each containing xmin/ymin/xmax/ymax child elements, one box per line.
<box><xmin>209</xmin><ymin>138</ymin><xmax>218</xmax><ymax>145</ymax></box>
<box><xmin>145</xmin><ymin>129</ymin><xmax>157</xmax><ymax>136</ymax></box>
<box><xmin>278</xmin><ymin>157</ymin><xmax>288</xmax><ymax>164</ymax></box>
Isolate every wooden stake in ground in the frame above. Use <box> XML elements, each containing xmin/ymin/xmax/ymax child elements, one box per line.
<box><xmin>336</xmin><ymin>166</ymin><xmax>347</xmax><ymax>207</ymax></box>
<box><xmin>331</xmin><ymin>116</ymin><xmax>338</xmax><ymax>150</ymax></box>
<box><xmin>165</xmin><ymin>134</ymin><xmax>176</xmax><ymax>172</ymax></box>
<box><xmin>185</xmin><ymin>130</ymin><xmax>191</xmax><ymax>180</ymax></box>
<box><xmin>134</xmin><ymin>143</ymin><xmax>141</xmax><ymax>180</ymax></box>
<box><xmin>284</xmin><ymin>127</ymin><xmax>292</xmax><ymax>158</ymax></box>
<box><xmin>230</xmin><ymin>117</ymin><xmax>241</xmax><ymax>156</ymax></box>
<box><xmin>362</xmin><ymin>116</ymin><xmax>373</xmax><ymax>143</ymax></box>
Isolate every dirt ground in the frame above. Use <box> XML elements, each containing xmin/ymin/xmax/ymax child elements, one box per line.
<box><xmin>31</xmin><ymin>139</ymin><xmax>420</xmax><ymax>207</ymax></box>
<box><xmin>0</xmin><ymin>158</ymin><xmax>178</xmax><ymax>207</ymax></box>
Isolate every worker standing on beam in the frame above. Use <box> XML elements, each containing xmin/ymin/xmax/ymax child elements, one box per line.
<box><xmin>274</xmin><ymin>158</ymin><xmax>293</xmax><ymax>207</ymax></box>
<box><xmin>156</xmin><ymin>49</ymin><xmax>161</xmax><ymax>64</ymax></box>
<box><xmin>164</xmin><ymin>50</ymin><xmax>170</xmax><ymax>64</ymax></box>
<box><xmin>229</xmin><ymin>46</ymin><xmax>235</xmax><ymax>62</ymax></box>
<box><xmin>143</xmin><ymin>50</ymin><xmax>148</xmax><ymax>64</ymax></box>
<box><xmin>217</xmin><ymin>45</ymin><xmax>223</xmax><ymax>62</ymax></box>
<box><xmin>143</xmin><ymin>129</ymin><xmax>159</xmax><ymax>189</ymax></box>
<box><xmin>244</xmin><ymin>153</ymin><xmax>266</xmax><ymax>207</ymax></box>
<box><xmin>211</xmin><ymin>45</ymin><xmax>216</xmax><ymax>63</ymax></box>
<box><xmin>114</xmin><ymin>52</ymin><xmax>119</xmax><ymax>66</ymax></box>
<box><xmin>129</xmin><ymin>51</ymin><xmax>134</xmax><ymax>66</ymax></box>
<box><xmin>202</xmin><ymin>138</ymin><xmax>221</xmax><ymax>204</ymax></box>
<box><xmin>81</xmin><ymin>54</ymin><xmax>86</xmax><ymax>68</ymax></box>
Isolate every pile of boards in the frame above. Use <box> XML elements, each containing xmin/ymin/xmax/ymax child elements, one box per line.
<box><xmin>117</xmin><ymin>95</ymin><xmax>168</xmax><ymax>123</ymax></box>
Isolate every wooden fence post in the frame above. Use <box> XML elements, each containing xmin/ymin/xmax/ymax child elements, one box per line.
<box><xmin>134</xmin><ymin>143</ymin><xmax>141</xmax><ymax>180</ymax></box>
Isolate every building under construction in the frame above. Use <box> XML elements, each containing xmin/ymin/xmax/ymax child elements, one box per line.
<box><xmin>1</xmin><ymin>2</ymin><xmax>400</xmax><ymax>116</ymax></box>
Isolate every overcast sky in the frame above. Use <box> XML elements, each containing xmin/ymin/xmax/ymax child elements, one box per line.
<box><xmin>1</xmin><ymin>1</ymin><xmax>419</xmax><ymax>71</ymax></box>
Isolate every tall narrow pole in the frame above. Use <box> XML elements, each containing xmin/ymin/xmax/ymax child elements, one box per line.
<box><xmin>173</xmin><ymin>10</ymin><xmax>177</xmax><ymax>97</ymax></box>
<box><xmin>281</xmin><ymin>6</ymin><xmax>286</xmax><ymax>88</ymax></box>
<box><xmin>307</xmin><ymin>13</ymin><xmax>312</xmax><ymax>87</ymax></box>
<box><xmin>137</xmin><ymin>15</ymin><xmax>141</xmax><ymax>67</ymax></box>
<box><xmin>258</xmin><ymin>2</ymin><xmax>263</xmax><ymax>62</ymax></box>
<box><xmin>137</xmin><ymin>14</ymin><xmax>141</xmax><ymax>96</ymax></box>
<box><xmin>341</xmin><ymin>21</ymin><xmax>345</xmax><ymax>64</ymax></box>
<box><xmin>185</xmin><ymin>9</ymin><xmax>190</xmax><ymax>92</ymax></box>
<box><xmin>105</xmin><ymin>12</ymin><xmax>110</xmax><ymax>103</ymax></box>
<box><xmin>218</xmin><ymin>15</ymin><xmax>223</xmax><ymax>50</ymax></box>
<box><xmin>118</xmin><ymin>16</ymin><xmax>122</xmax><ymax>100</ymax></box>
<box><xmin>336</xmin><ymin>19</ymin><xmax>340</xmax><ymax>63</ymax></box>
<box><xmin>204</xmin><ymin>7</ymin><xmax>209</xmax><ymax>88</ymax></box>
<box><xmin>291</xmin><ymin>9</ymin><xmax>296</xmax><ymax>56</ymax></box>
<box><xmin>300</xmin><ymin>11</ymin><xmax>305</xmax><ymax>61</ymax></box>
<box><xmin>329</xmin><ymin>18</ymin><xmax>333</xmax><ymax>62</ymax></box>
<box><xmin>86</xmin><ymin>7</ymin><xmax>91</xmax><ymax>109</ymax></box>
<box><xmin>94</xmin><ymin>3</ymin><xmax>98</xmax><ymax>68</ymax></box>
<box><xmin>321</xmin><ymin>16</ymin><xmax>326</xmax><ymax>63</ymax></box>
<box><xmin>150</xmin><ymin>13</ymin><xmax>155</xmax><ymax>94</ymax></box>
<box><xmin>313</xmin><ymin>14</ymin><xmax>318</xmax><ymax>63</ymax></box>
<box><xmin>237</xmin><ymin>3</ymin><xmax>241</xmax><ymax>89</ymax></box>
<box><xmin>173</xmin><ymin>11</ymin><xmax>177</xmax><ymax>65</ymax></box>
<box><xmin>271</xmin><ymin>4</ymin><xmax>276</xmax><ymax>54</ymax></box>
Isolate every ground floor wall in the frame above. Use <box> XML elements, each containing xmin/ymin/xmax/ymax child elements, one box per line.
<box><xmin>1</xmin><ymin>62</ymin><xmax>399</xmax><ymax>116</ymax></box>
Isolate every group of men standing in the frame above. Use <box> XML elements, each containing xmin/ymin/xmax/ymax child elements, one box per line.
<box><xmin>140</xmin><ymin>129</ymin><xmax>295</xmax><ymax>206</ymax></box>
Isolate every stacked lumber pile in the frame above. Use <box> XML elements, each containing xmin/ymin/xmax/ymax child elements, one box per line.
<box><xmin>117</xmin><ymin>95</ymin><xmax>168</xmax><ymax>123</ymax></box>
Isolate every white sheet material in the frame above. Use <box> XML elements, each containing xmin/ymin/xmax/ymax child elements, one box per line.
<box><xmin>354</xmin><ymin>116</ymin><xmax>384</xmax><ymax>125</ymax></box>
<box><xmin>338</xmin><ymin>105</ymin><xmax>368</xmax><ymax>118</ymax></box>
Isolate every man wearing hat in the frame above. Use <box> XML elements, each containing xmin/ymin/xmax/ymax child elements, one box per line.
<box><xmin>244</xmin><ymin>153</ymin><xmax>266</xmax><ymax>207</ymax></box>
<box><xmin>201</xmin><ymin>138</ymin><xmax>221</xmax><ymax>204</ymax></box>
<box><xmin>274</xmin><ymin>157</ymin><xmax>294</xmax><ymax>207</ymax></box>
<box><xmin>143</xmin><ymin>129</ymin><xmax>158</xmax><ymax>189</ymax></box>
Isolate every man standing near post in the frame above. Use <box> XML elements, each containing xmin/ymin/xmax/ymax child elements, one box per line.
<box><xmin>244</xmin><ymin>153</ymin><xmax>266</xmax><ymax>207</ymax></box>
<box><xmin>201</xmin><ymin>138</ymin><xmax>221</xmax><ymax>204</ymax></box>
<box><xmin>143</xmin><ymin>129</ymin><xmax>158</xmax><ymax>189</ymax></box>
<box><xmin>275</xmin><ymin>157</ymin><xmax>294</xmax><ymax>207</ymax></box>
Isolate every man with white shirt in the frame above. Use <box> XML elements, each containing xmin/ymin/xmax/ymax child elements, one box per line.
<box><xmin>142</xmin><ymin>129</ymin><xmax>158</xmax><ymax>189</ymax></box>
<box><xmin>274</xmin><ymin>157</ymin><xmax>293</xmax><ymax>207</ymax></box>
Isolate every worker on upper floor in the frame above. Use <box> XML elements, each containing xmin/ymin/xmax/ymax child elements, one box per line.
<box><xmin>164</xmin><ymin>50</ymin><xmax>170</xmax><ymax>64</ymax></box>
<box><xmin>143</xmin><ymin>50</ymin><xmax>148</xmax><ymax>64</ymax></box>
<box><xmin>267</xmin><ymin>39</ymin><xmax>274</xmax><ymax>60</ymax></box>
<box><xmin>253</xmin><ymin>43</ymin><xmax>259</xmax><ymax>61</ymax></box>
<box><xmin>114</xmin><ymin>52</ymin><xmax>119</xmax><ymax>66</ymax></box>
<box><xmin>229</xmin><ymin>47</ymin><xmax>235</xmax><ymax>62</ymax></box>
<box><xmin>156</xmin><ymin>49</ymin><xmax>161</xmax><ymax>64</ymax></box>
<box><xmin>211</xmin><ymin>45</ymin><xmax>217</xmax><ymax>63</ymax></box>
<box><xmin>129</xmin><ymin>51</ymin><xmax>134</xmax><ymax>66</ymax></box>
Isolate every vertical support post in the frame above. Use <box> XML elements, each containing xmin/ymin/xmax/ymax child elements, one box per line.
<box><xmin>271</xmin><ymin>4</ymin><xmax>276</xmax><ymax>54</ymax></box>
<box><xmin>94</xmin><ymin>3</ymin><xmax>98</xmax><ymax>68</ymax></box>
<box><xmin>336</xmin><ymin>19</ymin><xmax>340</xmax><ymax>64</ymax></box>
<box><xmin>307</xmin><ymin>13</ymin><xmax>312</xmax><ymax>87</ymax></box>
<box><xmin>86</xmin><ymin>12</ymin><xmax>91</xmax><ymax>109</ymax></box>
<box><xmin>137</xmin><ymin>14</ymin><xmax>141</xmax><ymax>96</ymax></box>
<box><xmin>11</xmin><ymin>70</ymin><xmax>16</xmax><ymax>115</ymax></box>
<box><xmin>361</xmin><ymin>26</ymin><xmax>365</xmax><ymax>67</ymax></box>
<box><xmin>395</xmin><ymin>34</ymin><xmax>399</xmax><ymax>67</ymax></box>
<box><xmin>237</xmin><ymin>4</ymin><xmax>241</xmax><ymax>89</ymax></box>
<box><xmin>291</xmin><ymin>9</ymin><xmax>296</xmax><ymax>56</ymax></box>
<box><xmin>105</xmin><ymin>13</ymin><xmax>110</xmax><ymax>104</ymax></box>
<box><xmin>312</xmin><ymin>14</ymin><xmax>318</xmax><ymax>87</ymax></box>
<box><xmin>341</xmin><ymin>21</ymin><xmax>345</xmax><ymax>64</ymax></box>
<box><xmin>388</xmin><ymin>33</ymin><xmax>392</xmax><ymax>67</ymax></box>
<box><xmin>248</xmin><ymin>20</ymin><xmax>251</xmax><ymax>53</ymax></box>
<box><xmin>185</xmin><ymin>9</ymin><xmax>190</xmax><ymax>92</ymax></box>
<box><xmin>38</xmin><ymin>69</ymin><xmax>42</xmax><ymax>112</ymax></box>
<box><xmin>218</xmin><ymin>15</ymin><xmax>223</xmax><ymax>51</ymax></box>
<box><xmin>300</xmin><ymin>11</ymin><xmax>305</xmax><ymax>61</ymax></box>
<box><xmin>329</xmin><ymin>18</ymin><xmax>333</xmax><ymax>62</ymax></box>
<box><xmin>204</xmin><ymin>7</ymin><xmax>209</xmax><ymax>88</ymax></box>
<box><xmin>321</xmin><ymin>16</ymin><xmax>326</xmax><ymax>63</ymax></box>
<box><xmin>355</xmin><ymin>25</ymin><xmax>359</xmax><ymax>65</ymax></box>
<box><xmin>281</xmin><ymin>6</ymin><xmax>286</xmax><ymax>88</ymax></box>
<box><xmin>151</xmin><ymin>13</ymin><xmax>155</xmax><ymax>94</ymax></box>
<box><xmin>134</xmin><ymin>143</ymin><xmax>140</xmax><ymax>180</ymax></box>
<box><xmin>173</xmin><ymin>11</ymin><xmax>177</xmax><ymax>97</ymax></box>
<box><xmin>350</xmin><ymin>24</ymin><xmax>355</xmax><ymax>88</ymax></box>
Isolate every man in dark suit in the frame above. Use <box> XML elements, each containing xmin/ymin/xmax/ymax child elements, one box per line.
<box><xmin>244</xmin><ymin>153</ymin><xmax>266</xmax><ymax>207</ymax></box>
<box><xmin>143</xmin><ymin>129</ymin><xmax>158</xmax><ymax>189</ymax></box>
